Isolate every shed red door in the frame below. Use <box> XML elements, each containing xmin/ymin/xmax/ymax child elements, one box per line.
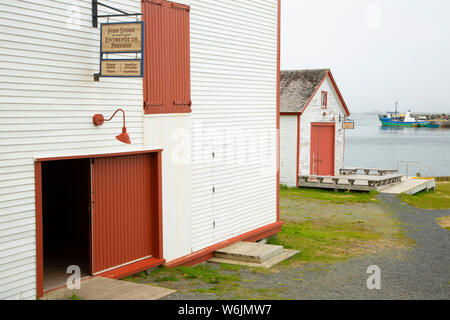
<box><xmin>91</xmin><ymin>154</ymin><xmax>153</xmax><ymax>274</ymax></box>
<box><xmin>311</xmin><ymin>123</ymin><xmax>335</xmax><ymax>176</ymax></box>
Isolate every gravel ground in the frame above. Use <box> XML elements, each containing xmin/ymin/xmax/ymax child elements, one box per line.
<box><xmin>163</xmin><ymin>194</ymin><xmax>450</xmax><ymax>300</ymax></box>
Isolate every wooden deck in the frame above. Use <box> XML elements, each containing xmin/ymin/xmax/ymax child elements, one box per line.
<box><xmin>339</xmin><ymin>168</ymin><xmax>399</xmax><ymax>176</ymax></box>
<box><xmin>298</xmin><ymin>173</ymin><xmax>404</xmax><ymax>192</ymax></box>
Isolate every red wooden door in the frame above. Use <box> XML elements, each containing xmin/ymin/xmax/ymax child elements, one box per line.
<box><xmin>311</xmin><ymin>123</ymin><xmax>335</xmax><ymax>176</ymax></box>
<box><xmin>91</xmin><ymin>154</ymin><xmax>153</xmax><ymax>274</ymax></box>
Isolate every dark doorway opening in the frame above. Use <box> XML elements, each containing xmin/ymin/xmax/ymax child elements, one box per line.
<box><xmin>42</xmin><ymin>159</ymin><xmax>91</xmax><ymax>291</ymax></box>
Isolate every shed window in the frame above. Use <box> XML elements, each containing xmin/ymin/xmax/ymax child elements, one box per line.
<box><xmin>143</xmin><ymin>0</ymin><xmax>191</xmax><ymax>114</ymax></box>
<box><xmin>321</xmin><ymin>91</ymin><xmax>328</xmax><ymax>109</ymax></box>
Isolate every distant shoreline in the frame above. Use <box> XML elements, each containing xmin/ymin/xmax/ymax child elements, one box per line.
<box><xmin>352</xmin><ymin>112</ymin><xmax>450</xmax><ymax>116</ymax></box>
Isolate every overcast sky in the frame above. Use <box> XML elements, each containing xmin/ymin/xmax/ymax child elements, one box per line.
<box><xmin>281</xmin><ymin>0</ymin><xmax>450</xmax><ymax>113</ymax></box>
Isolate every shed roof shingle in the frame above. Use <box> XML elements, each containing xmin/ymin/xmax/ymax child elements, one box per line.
<box><xmin>280</xmin><ymin>69</ymin><xmax>329</xmax><ymax>113</ymax></box>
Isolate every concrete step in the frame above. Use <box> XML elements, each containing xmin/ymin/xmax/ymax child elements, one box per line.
<box><xmin>209</xmin><ymin>249</ymin><xmax>299</xmax><ymax>269</ymax></box>
<box><xmin>213</xmin><ymin>241</ymin><xmax>284</xmax><ymax>264</ymax></box>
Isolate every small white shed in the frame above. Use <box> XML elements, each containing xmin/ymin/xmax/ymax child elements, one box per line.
<box><xmin>280</xmin><ymin>69</ymin><xmax>350</xmax><ymax>187</ymax></box>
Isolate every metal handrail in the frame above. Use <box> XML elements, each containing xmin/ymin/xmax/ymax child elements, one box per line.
<box><xmin>397</xmin><ymin>160</ymin><xmax>436</xmax><ymax>178</ymax></box>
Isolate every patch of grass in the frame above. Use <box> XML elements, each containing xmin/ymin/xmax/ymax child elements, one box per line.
<box><xmin>123</xmin><ymin>264</ymin><xmax>243</xmax><ymax>298</ymax></box>
<box><xmin>70</xmin><ymin>293</ymin><xmax>81</xmax><ymax>300</ymax></box>
<box><xmin>177</xmin><ymin>264</ymin><xmax>240</xmax><ymax>284</ymax></box>
<box><xmin>122</xmin><ymin>271</ymin><xmax>148</xmax><ymax>283</ymax></box>
<box><xmin>280</xmin><ymin>185</ymin><xmax>378</xmax><ymax>204</ymax></box>
<box><xmin>267</xmin><ymin>219</ymin><xmax>382</xmax><ymax>264</ymax></box>
<box><xmin>399</xmin><ymin>182</ymin><xmax>450</xmax><ymax>210</ymax></box>
<box><xmin>436</xmin><ymin>216</ymin><xmax>450</xmax><ymax>231</ymax></box>
<box><xmin>154</xmin><ymin>275</ymin><xmax>179</xmax><ymax>282</ymax></box>
<box><xmin>220</xmin><ymin>263</ymin><xmax>241</xmax><ymax>271</ymax></box>
<box><xmin>191</xmin><ymin>287</ymin><xmax>221</xmax><ymax>294</ymax></box>
<box><xmin>127</xmin><ymin>264</ymin><xmax>241</xmax><ymax>286</ymax></box>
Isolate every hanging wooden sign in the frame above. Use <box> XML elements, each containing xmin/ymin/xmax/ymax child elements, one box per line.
<box><xmin>100</xmin><ymin>59</ymin><xmax>142</xmax><ymax>77</ymax></box>
<box><xmin>342</xmin><ymin>121</ymin><xmax>355</xmax><ymax>129</ymax></box>
<box><xmin>96</xmin><ymin>21</ymin><xmax>144</xmax><ymax>79</ymax></box>
<box><xmin>101</xmin><ymin>22</ymin><xmax>143</xmax><ymax>53</ymax></box>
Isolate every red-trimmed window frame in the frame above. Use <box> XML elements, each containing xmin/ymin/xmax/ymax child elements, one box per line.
<box><xmin>321</xmin><ymin>91</ymin><xmax>328</xmax><ymax>109</ymax></box>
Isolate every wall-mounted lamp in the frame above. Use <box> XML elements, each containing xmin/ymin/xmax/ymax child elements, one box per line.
<box><xmin>93</xmin><ymin>108</ymin><xmax>131</xmax><ymax>144</ymax></box>
<box><xmin>324</xmin><ymin>110</ymin><xmax>337</xmax><ymax>121</ymax></box>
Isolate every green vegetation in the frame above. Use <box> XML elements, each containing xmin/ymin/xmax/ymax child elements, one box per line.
<box><xmin>219</xmin><ymin>263</ymin><xmax>241</xmax><ymax>272</ymax></box>
<box><xmin>275</xmin><ymin>184</ymin><xmax>412</xmax><ymax>265</ymax></box>
<box><xmin>124</xmin><ymin>264</ymin><xmax>240</xmax><ymax>285</ymax></box>
<box><xmin>280</xmin><ymin>185</ymin><xmax>378</xmax><ymax>203</ymax></box>
<box><xmin>268</xmin><ymin>219</ymin><xmax>382</xmax><ymax>264</ymax></box>
<box><xmin>123</xmin><ymin>264</ymin><xmax>250</xmax><ymax>299</ymax></box>
<box><xmin>154</xmin><ymin>275</ymin><xmax>178</xmax><ymax>282</ymax></box>
<box><xmin>70</xmin><ymin>293</ymin><xmax>81</xmax><ymax>300</ymax></box>
<box><xmin>436</xmin><ymin>216</ymin><xmax>450</xmax><ymax>231</ymax></box>
<box><xmin>399</xmin><ymin>182</ymin><xmax>450</xmax><ymax>210</ymax></box>
<box><xmin>177</xmin><ymin>264</ymin><xmax>240</xmax><ymax>284</ymax></box>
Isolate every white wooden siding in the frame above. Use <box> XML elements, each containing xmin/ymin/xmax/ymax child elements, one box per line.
<box><xmin>190</xmin><ymin>0</ymin><xmax>278</xmax><ymax>251</ymax></box>
<box><xmin>280</xmin><ymin>115</ymin><xmax>298</xmax><ymax>187</ymax></box>
<box><xmin>299</xmin><ymin>76</ymin><xmax>346</xmax><ymax>176</ymax></box>
<box><xmin>0</xmin><ymin>0</ymin><xmax>143</xmax><ymax>300</ymax></box>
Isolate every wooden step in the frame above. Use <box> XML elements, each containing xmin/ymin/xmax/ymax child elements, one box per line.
<box><xmin>209</xmin><ymin>249</ymin><xmax>299</xmax><ymax>269</ymax></box>
<box><xmin>213</xmin><ymin>241</ymin><xmax>284</xmax><ymax>264</ymax></box>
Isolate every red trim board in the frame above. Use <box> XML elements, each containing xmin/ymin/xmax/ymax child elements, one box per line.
<box><xmin>34</xmin><ymin>162</ymin><xmax>44</xmax><ymax>298</ymax></box>
<box><xmin>300</xmin><ymin>70</ymin><xmax>350</xmax><ymax>117</ymax></box>
<box><xmin>280</xmin><ymin>112</ymin><xmax>301</xmax><ymax>115</ymax></box>
<box><xmin>98</xmin><ymin>257</ymin><xmax>165</xmax><ymax>279</ymax></box>
<box><xmin>165</xmin><ymin>221</ymin><xmax>284</xmax><ymax>268</ymax></box>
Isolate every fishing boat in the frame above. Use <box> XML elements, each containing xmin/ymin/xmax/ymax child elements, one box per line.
<box><xmin>378</xmin><ymin>102</ymin><xmax>427</xmax><ymax>127</ymax></box>
<box><xmin>378</xmin><ymin>111</ymin><xmax>428</xmax><ymax>127</ymax></box>
<box><xmin>425</xmin><ymin>122</ymin><xmax>440</xmax><ymax>128</ymax></box>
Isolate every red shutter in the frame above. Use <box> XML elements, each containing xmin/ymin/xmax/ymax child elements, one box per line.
<box><xmin>143</xmin><ymin>0</ymin><xmax>191</xmax><ymax>114</ymax></box>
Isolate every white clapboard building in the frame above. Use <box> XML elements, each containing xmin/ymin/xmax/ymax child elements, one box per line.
<box><xmin>0</xmin><ymin>0</ymin><xmax>280</xmax><ymax>299</ymax></box>
<box><xmin>280</xmin><ymin>69</ymin><xmax>350</xmax><ymax>187</ymax></box>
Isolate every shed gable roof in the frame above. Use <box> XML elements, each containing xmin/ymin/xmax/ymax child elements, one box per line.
<box><xmin>280</xmin><ymin>69</ymin><xmax>350</xmax><ymax>116</ymax></box>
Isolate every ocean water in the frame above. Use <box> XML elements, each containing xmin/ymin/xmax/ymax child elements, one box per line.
<box><xmin>344</xmin><ymin>114</ymin><xmax>450</xmax><ymax>177</ymax></box>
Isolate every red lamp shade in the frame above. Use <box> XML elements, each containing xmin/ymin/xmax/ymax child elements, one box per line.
<box><xmin>116</xmin><ymin>127</ymin><xmax>131</xmax><ymax>144</ymax></box>
<box><xmin>93</xmin><ymin>108</ymin><xmax>131</xmax><ymax>144</ymax></box>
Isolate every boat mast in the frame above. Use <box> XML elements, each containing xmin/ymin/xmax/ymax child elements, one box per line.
<box><xmin>395</xmin><ymin>101</ymin><xmax>398</xmax><ymax>116</ymax></box>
